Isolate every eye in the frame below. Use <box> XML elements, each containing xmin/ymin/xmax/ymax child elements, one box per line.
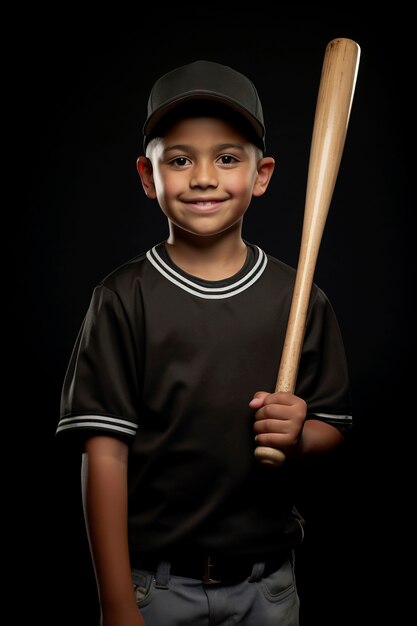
<box><xmin>170</xmin><ymin>156</ymin><xmax>191</xmax><ymax>168</ymax></box>
<box><xmin>217</xmin><ymin>154</ymin><xmax>239</xmax><ymax>165</ymax></box>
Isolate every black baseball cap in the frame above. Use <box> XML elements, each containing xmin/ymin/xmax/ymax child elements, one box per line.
<box><xmin>143</xmin><ymin>60</ymin><xmax>266</xmax><ymax>152</ymax></box>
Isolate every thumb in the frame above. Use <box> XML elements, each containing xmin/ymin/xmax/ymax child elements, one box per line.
<box><xmin>249</xmin><ymin>390</ymin><xmax>270</xmax><ymax>408</ymax></box>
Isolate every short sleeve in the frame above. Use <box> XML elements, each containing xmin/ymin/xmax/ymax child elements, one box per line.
<box><xmin>296</xmin><ymin>287</ymin><xmax>352</xmax><ymax>433</ymax></box>
<box><xmin>56</xmin><ymin>284</ymin><xmax>141</xmax><ymax>442</ymax></box>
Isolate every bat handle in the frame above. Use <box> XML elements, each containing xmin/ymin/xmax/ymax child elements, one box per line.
<box><xmin>254</xmin><ymin>446</ymin><xmax>286</xmax><ymax>466</ymax></box>
<box><xmin>254</xmin><ymin>373</ymin><xmax>296</xmax><ymax>467</ymax></box>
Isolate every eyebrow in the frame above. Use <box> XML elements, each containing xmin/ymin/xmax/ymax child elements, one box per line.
<box><xmin>163</xmin><ymin>143</ymin><xmax>247</xmax><ymax>155</ymax></box>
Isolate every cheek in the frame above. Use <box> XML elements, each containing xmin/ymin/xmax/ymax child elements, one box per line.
<box><xmin>155</xmin><ymin>171</ymin><xmax>183</xmax><ymax>198</ymax></box>
<box><xmin>154</xmin><ymin>173</ymin><xmax>185</xmax><ymax>212</ymax></box>
<box><xmin>226</xmin><ymin>172</ymin><xmax>257</xmax><ymax>198</ymax></box>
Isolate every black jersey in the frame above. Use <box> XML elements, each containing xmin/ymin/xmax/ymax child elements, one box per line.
<box><xmin>57</xmin><ymin>242</ymin><xmax>352</xmax><ymax>558</ymax></box>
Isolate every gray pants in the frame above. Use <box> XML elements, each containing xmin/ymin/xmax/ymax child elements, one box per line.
<box><xmin>132</xmin><ymin>555</ymin><xmax>299</xmax><ymax>625</ymax></box>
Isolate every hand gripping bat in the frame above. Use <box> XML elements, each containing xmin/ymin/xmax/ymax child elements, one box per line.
<box><xmin>254</xmin><ymin>38</ymin><xmax>361</xmax><ymax>466</ymax></box>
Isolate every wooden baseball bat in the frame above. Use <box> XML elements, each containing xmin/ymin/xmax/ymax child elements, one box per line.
<box><xmin>254</xmin><ymin>37</ymin><xmax>361</xmax><ymax>466</ymax></box>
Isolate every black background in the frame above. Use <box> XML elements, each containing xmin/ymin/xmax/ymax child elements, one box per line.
<box><xmin>14</xmin><ymin>9</ymin><xmax>413</xmax><ymax>626</ymax></box>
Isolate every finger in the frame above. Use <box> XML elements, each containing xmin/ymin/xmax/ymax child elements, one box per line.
<box><xmin>254</xmin><ymin>432</ymin><xmax>289</xmax><ymax>449</ymax></box>
<box><xmin>262</xmin><ymin>391</ymin><xmax>296</xmax><ymax>406</ymax></box>
<box><xmin>248</xmin><ymin>391</ymin><xmax>270</xmax><ymax>408</ymax></box>
<box><xmin>254</xmin><ymin>417</ymin><xmax>290</xmax><ymax>435</ymax></box>
<box><xmin>253</xmin><ymin>402</ymin><xmax>292</xmax><ymax>423</ymax></box>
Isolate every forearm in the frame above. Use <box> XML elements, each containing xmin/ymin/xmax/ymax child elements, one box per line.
<box><xmin>81</xmin><ymin>437</ymin><xmax>146</xmax><ymax>626</ymax></box>
<box><xmin>296</xmin><ymin>418</ymin><xmax>344</xmax><ymax>460</ymax></box>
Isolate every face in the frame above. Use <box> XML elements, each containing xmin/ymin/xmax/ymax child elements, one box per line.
<box><xmin>137</xmin><ymin>116</ymin><xmax>274</xmax><ymax>240</ymax></box>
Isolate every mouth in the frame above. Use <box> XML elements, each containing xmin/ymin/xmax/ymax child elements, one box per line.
<box><xmin>183</xmin><ymin>199</ymin><xmax>226</xmax><ymax>212</ymax></box>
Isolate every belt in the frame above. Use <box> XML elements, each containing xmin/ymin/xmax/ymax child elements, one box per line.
<box><xmin>133</xmin><ymin>551</ymin><xmax>287</xmax><ymax>585</ymax></box>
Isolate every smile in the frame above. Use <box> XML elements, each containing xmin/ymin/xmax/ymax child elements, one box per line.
<box><xmin>184</xmin><ymin>200</ymin><xmax>225</xmax><ymax>212</ymax></box>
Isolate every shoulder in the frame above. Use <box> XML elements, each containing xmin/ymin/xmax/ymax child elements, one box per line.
<box><xmin>82</xmin><ymin>246</ymin><xmax>164</xmax><ymax>317</ymax></box>
<box><xmin>95</xmin><ymin>246</ymin><xmax>158</xmax><ymax>294</ymax></box>
<box><xmin>255</xmin><ymin>246</ymin><xmax>297</xmax><ymax>295</ymax></box>
<box><xmin>259</xmin><ymin>245</ymin><xmax>334</xmax><ymax>312</ymax></box>
<box><xmin>264</xmin><ymin>250</ymin><xmax>296</xmax><ymax>279</ymax></box>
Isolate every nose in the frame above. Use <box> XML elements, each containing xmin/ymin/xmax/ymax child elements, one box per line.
<box><xmin>189</xmin><ymin>161</ymin><xmax>218</xmax><ymax>189</ymax></box>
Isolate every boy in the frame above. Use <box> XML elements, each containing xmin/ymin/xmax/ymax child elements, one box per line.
<box><xmin>56</xmin><ymin>60</ymin><xmax>352</xmax><ymax>626</ymax></box>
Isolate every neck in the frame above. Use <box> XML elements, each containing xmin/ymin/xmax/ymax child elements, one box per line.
<box><xmin>165</xmin><ymin>228</ymin><xmax>247</xmax><ymax>281</ymax></box>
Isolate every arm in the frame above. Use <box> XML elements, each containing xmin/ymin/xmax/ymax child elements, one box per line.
<box><xmin>81</xmin><ymin>436</ymin><xmax>146</xmax><ymax>626</ymax></box>
<box><xmin>250</xmin><ymin>391</ymin><xmax>344</xmax><ymax>461</ymax></box>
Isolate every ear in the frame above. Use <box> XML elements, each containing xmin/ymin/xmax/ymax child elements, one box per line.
<box><xmin>136</xmin><ymin>156</ymin><xmax>157</xmax><ymax>199</ymax></box>
<box><xmin>252</xmin><ymin>157</ymin><xmax>275</xmax><ymax>197</ymax></box>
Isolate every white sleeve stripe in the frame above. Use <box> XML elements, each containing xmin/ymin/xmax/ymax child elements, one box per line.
<box><xmin>312</xmin><ymin>412</ymin><xmax>352</xmax><ymax>422</ymax></box>
<box><xmin>309</xmin><ymin>413</ymin><xmax>353</xmax><ymax>429</ymax></box>
<box><xmin>56</xmin><ymin>415</ymin><xmax>137</xmax><ymax>436</ymax></box>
